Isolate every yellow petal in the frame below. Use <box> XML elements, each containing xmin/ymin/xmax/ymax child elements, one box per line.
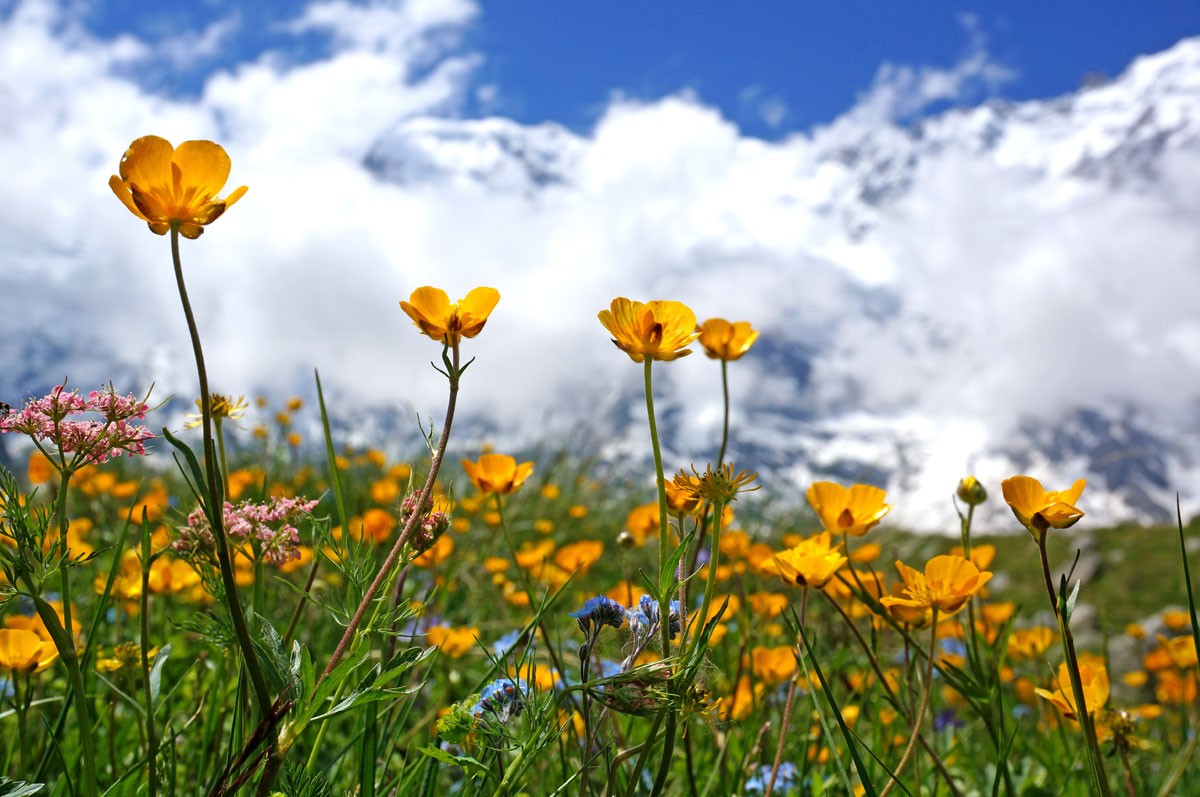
<box><xmin>119</xmin><ymin>135</ymin><xmax>174</xmax><ymax>188</ymax></box>
<box><xmin>171</xmin><ymin>140</ymin><xmax>232</xmax><ymax>202</ymax></box>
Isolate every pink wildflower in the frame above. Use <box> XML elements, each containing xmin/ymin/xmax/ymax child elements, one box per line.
<box><xmin>400</xmin><ymin>493</ymin><xmax>451</xmax><ymax>554</ymax></box>
<box><xmin>176</xmin><ymin>496</ymin><xmax>318</xmax><ymax>566</ymax></box>
<box><xmin>0</xmin><ymin>384</ymin><xmax>153</xmax><ymax>466</ymax></box>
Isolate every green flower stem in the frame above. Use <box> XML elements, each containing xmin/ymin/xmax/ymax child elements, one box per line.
<box><xmin>687</xmin><ymin>359</ymin><xmax>732</xmax><ymax>579</ymax></box>
<box><xmin>822</xmin><ymin>590</ymin><xmax>963</xmax><ymax>797</ymax></box>
<box><xmin>716</xmin><ymin>358</ymin><xmax>730</xmax><ymax>468</ymax></box>
<box><xmin>139</xmin><ymin>516</ymin><xmax>160</xmax><ymax>797</ymax></box>
<box><xmin>689</xmin><ymin>499</ymin><xmax>726</xmax><ymax>661</ymax></box>
<box><xmin>493</xmin><ymin>496</ymin><xmax>574</xmax><ymax>709</ymax></box>
<box><xmin>641</xmin><ymin>358</ymin><xmax>677</xmax><ymax>797</ymax></box>
<box><xmin>879</xmin><ymin>608</ymin><xmax>939</xmax><ymax>797</ymax></box>
<box><xmin>53</xmin><ymin>468</ymin><xmax>74</xmax><ymax>663</ymax></box>
<box><xmin>1037</xmin><ymin>538</ymin><xmax>1112</xmax><ymax>797</ymax></box>
<box><xmin>765</xmin><ymin>587</ymin><xmax>808</xmax><ymax>797</ymax></box>
<box><xmin>643</xmin><ymin>359</ymin><xmax>673</xmax><ymax>660</ymax></box>
<box><xmin>27</xmin><ymin>591</ymin><xmax>97</xmax><ymax>797</ymax></box>
<box><xmin>169</xmin><ymin>226</ymin><xmax>274</xmax><ymax>722</ymax></box>
<box><xmin>319</xmin><ymin>341</ymin><xmax>461</xmax><ymax>682</ymax></box>
<box><xmin>24</xmin><ymin>465</ymin><xmax>100</xmax><ymax>797</ymax></box>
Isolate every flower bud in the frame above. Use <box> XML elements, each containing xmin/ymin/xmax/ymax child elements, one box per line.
<box><xmin>956</xmin><ymin>476</ymin><xmax>988</xmax><ymax>506</ymax></box>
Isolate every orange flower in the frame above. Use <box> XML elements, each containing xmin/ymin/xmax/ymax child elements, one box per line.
<box><xmin>462</xmin><ymin>454</ymin><xmax>534</xmax><ymax>495</ymax></box>
<box><xmin>109</xmin><ymin>136</ymin><xmax>247</xmax><ymax>239</ymax></box>
<box><xmin>426</xmin><ymin>625</ymin><xmax>479</xmax><ymax>658</ymax></box>
<box><xmin>722</xmin><ymin>675</ymin><xmax>763</xmax><ymax>721</ymax></box>
<box><xmin>554</xmin><ymin>540</ymin><xmax>604</xmax><ymax>573</ymax></box>
<box><xmin>665</xmin><ymin>471</ymin><xmax>704</xmax><ymax>515</ymax></box>
<box><xmin>806</xmin><ymin>482</ymin><xmax>890</xmax><ymax>537</ymax></box>
<box><xmin>598</xmin><ymin>298</ymin><xmax>699</xmax><ymax>362</ymax></box>
<box><xmin>27</xmin><ymin>451</ymin><xmax>54</xmax><ymax>485</ymax></box>
<box><xmin>751</xmin><ymin>645</ymin><xmax>797</xmax><ymax>686</ymax></box>
<box><xmin>879</xmin><ymin>555</ymin><xmax>992</xmax><ymax>617</ymax></box>
<box><xmin>1000</xmin><ymin>476</ymin><xmax>1085</xmax><ymax>541</ymax></box>
<box><xmin>697</xmin><ymin>318</ymin><xmax>759</xmax><ymax>361</ymax></box>
<box><xmin>399</xmin><ymin>286</ymin><xmax>500</xmax><ymax>346</ymax></box>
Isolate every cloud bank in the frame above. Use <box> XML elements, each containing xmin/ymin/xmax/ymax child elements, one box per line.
<box><xmin>3</xmin><ymin>0</ymin><xmax>1200</xmax><ymax>530</ymax></box>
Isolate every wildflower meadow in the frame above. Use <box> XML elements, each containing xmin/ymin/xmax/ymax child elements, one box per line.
<box><xmin>1</xmin><ymin>134</ymin><xmax>1198</xmax><ymax>797</ymax></box>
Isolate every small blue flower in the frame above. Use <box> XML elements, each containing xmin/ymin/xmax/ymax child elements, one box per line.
<box><xmin>744</xmin><ymin>762</ymin><xmax>798</xmax><ymax>794</ymax></box>
<box><xmin>492</xmin><ymin>629</ymin><xmax>523</xmax><ymax>657</ymax></box>
<box><xmin>934</xmin><ymin>708</ymin><xmax>965</xmax><ymax>732</ymax></box>
<box><xmin>471</xmin><ymin>677</ymin><xmax>527</xmax><ymax>725</ymax></box>
<box><xmin>570</xmin><ymin>595</ymin><xmax>626</xmax><ymax>641</ymax></box>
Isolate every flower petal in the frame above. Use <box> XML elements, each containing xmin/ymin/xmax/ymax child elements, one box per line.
<box><xmin>172</xmin><ymin>140</ymin><xmax>232</xmax><ymax>202</ymax></box>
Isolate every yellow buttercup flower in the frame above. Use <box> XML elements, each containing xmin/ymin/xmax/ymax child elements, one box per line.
<box><xmin>462</xmin><ymin>453</ymin><xmax>534</xmax><ymax>495</ymax></box>
<box><xmin>399</xmin><ymin>286</ymin><xmax>500</xmax><ymax>346</ymax></box>
<box><xmin>1000</xmin><ymin>475</ymin><xmax>1086</xmax><ymax>541</ymax></box>
<box><xmin>0</xmin><ymin>627</ymin><xmax>59</xmax><ymax>673</ymax></box>
<box><xmin>769</xmin><ymin>531</ymin><xmax>848</xmax><ymax>589</ymax></box>
<box><xmin>426</xmin><ymin>625</ymin><xmax>479</xmax><ymax>658</ymax></box>
<box><xmin>750</xmin><ymin>645</ymin><xmax>797</xmax><ymax>686</ymax></box>
<box><xmin>1006</xmin><ymin>626</ymin><xmax>1056</xmax><ymax>660</ymax></box>
<box><xmin>1035</xmin><ymin>658</ymin><xmax>1110</xmax><ymax>722</ymax></box>
<box><xmin>879</xmin><ymin>554</ymin><xmax>993</xmax><ymax>617</ymax></box>
<box><xmin>806</xmin><ymin>482</ymin><xmax>890</xmax><ymax>537</ymax></box>
<box><xmin>109</xmin><ymin>135</ymin><xmax>247</xmax><ymax>239</ymax></box>
<box><xmin>598</xmin><ymin>297</ymin><xmax>699</xmax><ymax>362</ymax></box>
<box><xmin>697</xmin><ymin>318</ymin><xmax>759</xmax><ymax>361</ymax></box>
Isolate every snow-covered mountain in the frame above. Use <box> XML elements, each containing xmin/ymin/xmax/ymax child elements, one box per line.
<box><xmin>359</xmin><ymin>38</ymin><xmax>1200</xmax><ymax>531</ymax></box>
<box><xmin>4</xmin><ymin>34</ymin><xmax>1200</xmax><ymax>532</ymax></box>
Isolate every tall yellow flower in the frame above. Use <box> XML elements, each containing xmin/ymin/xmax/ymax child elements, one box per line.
<box><xmin>462</xmin><ymin>453</ymin><xmax>534</xmax><ymax>495</ymax></box>
<box><xmin>806</xmin><ymin>482</ymin><xmax>890</xmax><ymax>537</ymax></box>
<box><xmin>1000</xmin><ymin>476</ymin><xmax>1086</xmax><ymax>541</ymax></box>
<box><xmin>399</xmin><ymin>286</ymin><xmax>500</xmax><ymax>346</ymax></box>
<box><xmin>109</xmin><ymin>136</ymin><xmax>247</xmax><ymax>239</ymax></box>
<box><xmin>598</xmin><ymin>298</ymin><xmax>699</xmax><ymax>362</ymax></box>
<box><xmin>697</xmin><ymin>318</ymin><xmax>759</xmax><ymax>361</ymax></box>
<box><xmin>879</xmin><ymin>554</ymin><xmax>993</xmax><ymax>617</ymax></box>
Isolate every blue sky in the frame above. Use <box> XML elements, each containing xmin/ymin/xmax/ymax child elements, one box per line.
<box><xmin>81</xmin><ymin>0</ymin><xmax>1200</xmax><ymax>138</ymax></box>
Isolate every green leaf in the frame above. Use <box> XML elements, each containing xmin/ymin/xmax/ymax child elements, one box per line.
<box><xmin>149</xmin><ymin>644</ymin><xmax>172</xmax><ymax>705</ymax></box>
<box><xmin>418</xmin><ymin>745</ymin><xmax>493</xmax><ymax>782</ymax></box>
<box><xmin>0</xmin><ymin>778</ymin><xmax>44</xmax><ymax>797</ymax></box>
<box><xmin>1066</xmin><ymin>578</ymin><xmax>1081</xmax><ymax>619</ymax></box>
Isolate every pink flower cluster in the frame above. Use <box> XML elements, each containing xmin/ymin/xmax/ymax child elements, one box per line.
<box><xmin>176</xmin><ymin>496</ymin><xmax>318</xmax><ymax>566</ymax></box>
<box><xmin>0</xmin><ymin>384</ymin><xmax>153</xmax><ymax>465</ymax></box>
<box><xmin>400</xmin><ymin>493</ymin><xmax>451</xmax><ymax>554</ymax></box>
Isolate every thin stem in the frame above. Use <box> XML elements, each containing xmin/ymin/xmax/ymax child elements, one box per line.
<box><xmin>689</xmin><ymin>500</ymin><xmax>726</xmax><ymax>660</ymax></box>
<box><xmin>641</xmin><ymin>358</ymin><xmax>676</xmax><ymax>795</ymax></box>
<box><xmin>716</xmin><ymin>358</ymin><xmax>730</xmax><ymax>468</ymax></box>
<box><xmin>140</xmin><ymin>522</ymin><xmax>160</xmax><ymax>797</ymax></box>
<box><xmin>1038</xmin><ymin>538</ymin><xmax>1113</xmax><ymax>797</ymax></box>
<box><xmin>765</xmin><ymin>587</ymin><xmax>808</xmax><ymax>797</ymax></box>
<box><xmin>169</xmin><ymin>226</ymin><xmax>274</xmax><ymax>721</ymax></box>
<box><xmin>319</xmin><ymin>342</ymin><xmax>461</xmax><ymax>682</ymax></box>
<box><xmin>821</xmin><ymin>591</ymin><xmax>962</xmax><ymax>797</ymax></box>
<box><xmin>879</xmin><ymin>608</ymin><xmax>939</xmax><ymax>797</ymax></box>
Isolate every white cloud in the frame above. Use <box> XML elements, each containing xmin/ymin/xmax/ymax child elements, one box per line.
<box><xmin>1</xmin><ymin>0</ymin><xmax>1198</xmax><ymax>529</ymax></box>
